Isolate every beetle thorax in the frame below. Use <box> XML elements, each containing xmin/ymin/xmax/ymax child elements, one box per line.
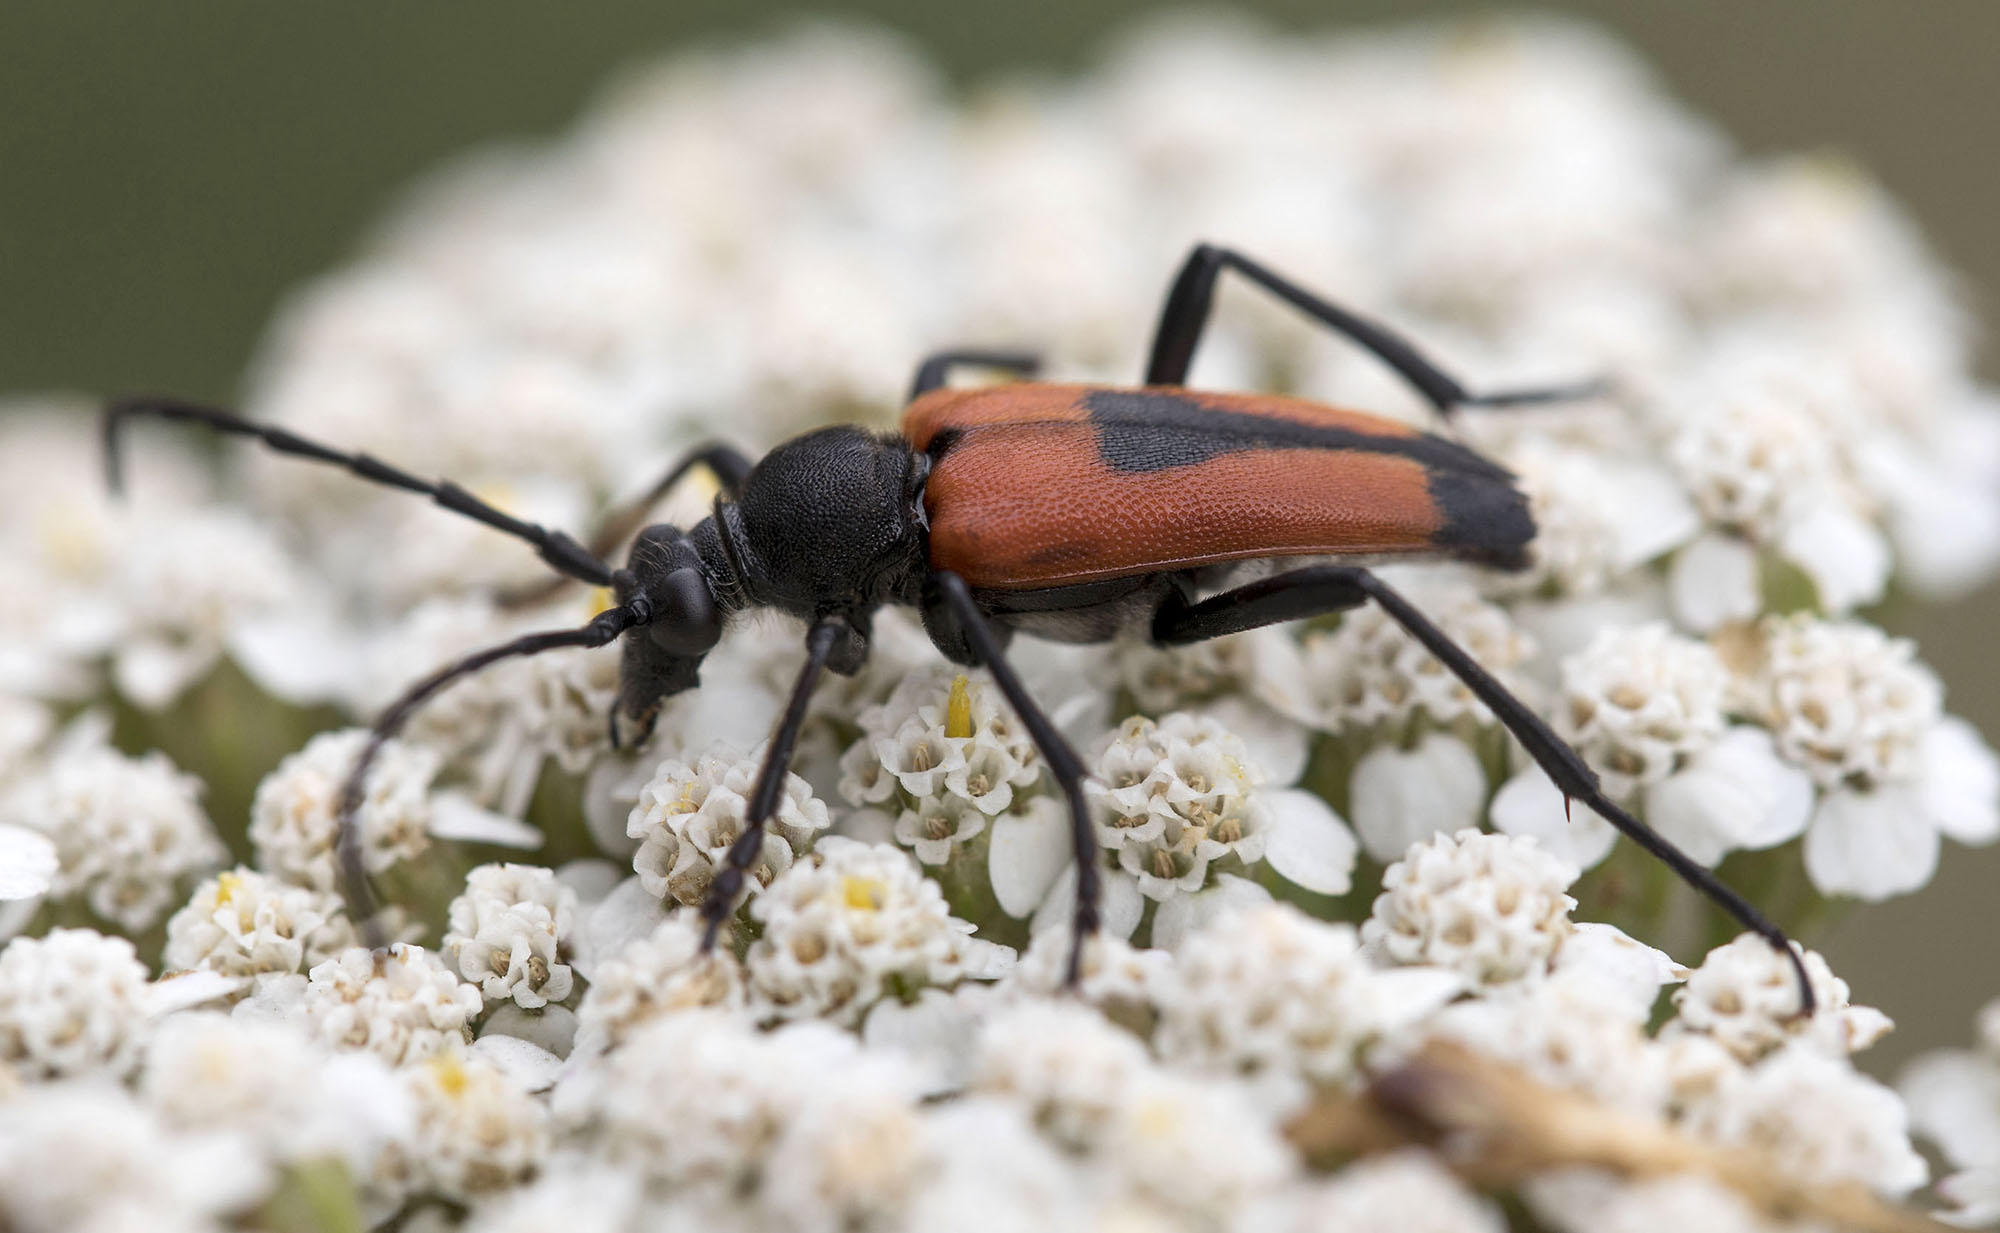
<box><xmin>720</xmin><ymin>426</ymin><xmax>929</xmax><ymax>618</ymax></box>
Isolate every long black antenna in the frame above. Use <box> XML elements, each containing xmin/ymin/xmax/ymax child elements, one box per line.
<box><xmin>103</xmin><ymin>396</ymin><xmax>614</xmax><ymax>585</ymax></box>
<box><xmin>337</xmin><ymin>600</ymin><xmax>647</xmax><ymax>938</ymax></box>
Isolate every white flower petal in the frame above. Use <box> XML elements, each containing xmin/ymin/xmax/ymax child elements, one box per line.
<box><xmin>1349</xmin><ymin>733</ymin><xmax>1487</xmax><ymax>863</ymax></box>
<box><xmin>837</xmin><ymin>806</ymin><xmax>898</xmax><ymax>846</ymax></box>
<box><xmin>1803</xmin><ymin>784</ymin><xmax>1939</xmax><ymax>900</ymax></box>
<box><xmin>470</xmin><ymin>1032</ymin><xmax>566</xmax><ymax>1092</ymax></box>
<box><xmin>1032</xmin><ymin>864</ymin><xmax>1142</xmax><ymax>940</ymax></box>
<box><xmin>427</xmin><ymin>791</ymin><xmax>544</xmax><ymax>849</ymax></box>
<box><xmin>988</xmin><ymin>797</ymin><xmax>1072</xmax><ymax>919</ymax></box>
<box><xmin>143</xmin><ymin>968</ymin><xmax>248</xmax><ymax>1016</ymax></box>
<box><xmin>1781</xmin><ymin>501</ymin><xmax>1891</xmax><ymax>614</ymax></box>
<box><xmin>1921</xmin><ymin>716</ymin><xmax>2000</xmax><ymax>845</ymax></box>
<box><xmin>1608</xmin><ymin>460</ymin><xmax>1702</xmax><ymax>571</ymax></box>
<box><xmin>480</xmin><ymin>1002</ymin><xmax>577</xmax><ymax>1059</ymax></box>
<box><xmin>1643</xmin><ymin>727</ymin><xmax>1814</xmax><ymax>865</ymax></box>
<box><xmin>571</xmin><ymin>876</ymin><xmax>671</xmax><ymax>980</ymax></box>
<box><xmin>1554</xmin><ymin>921</ymin><xmax>1686</xmax><ymax>1016</ymax></box>
<box><xmin>114</xmin><ymin>636</ymin><xmax>210</xmax><ymax>711</ymax></box>
<box><xmin>225</xmin><ymin>609</ymin><xmax>361</xmax><ymax>706</ymax></box>
<box><xmin>1195</xmin><ymin>695</ymin><xmax>1310</xmax><ymax>786</ymax></box>
<box><xmin>1261</xmin><ymin>789</ymin><xmax>1356</xmax><ymax>895</ymax></box>
<box><xmin>1488</xmin><ymin>765</ymin><xmax>1619</xmax><ymax>869</ymax></box>
<box><xmin>862</xmin><ymin>987</ymin><xmax>982</xmax><ymax>1097</ymax></box>
<box><xmin>0</xmin><ymin>824</ymin><xmax>58</xmax><ymax>899</ymax></box>
<box><xmin>1148</xmin><ymin>873</ymin><xmax>1273</xmax><ymax>952</ymax></box>
<box><xmin>1900</xmin><ymin>1050</ymin><xmax>2000</xmax><ymax>1170</ymax></box>
<box><xmin>1668</xmin><ymin>531</ymin><xmax>1760</xmax><ymax>633</ymax></box>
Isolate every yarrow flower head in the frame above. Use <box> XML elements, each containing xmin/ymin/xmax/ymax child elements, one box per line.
<box><xmin>746</xmin><ymin>837</ymin><xmax>1009</xmax><ymax>1025</ymax></box>
<box><xmin>1748</xmin><ymin>615</ymin><xmax>2000</xmax><ymax>899</ymax></box>
<box><xmin>627</xmin><ymin>742</ymin><xmax>830</xmax><ymax>909</ymax></box>
<box><xmin>302</xmin><ymin>944</ymin><xmax>484</xmax><ymax>1066</ymax></box>
<box><xmin>249</xmin><ymin>728</ymin><xmax>438</xmax><ymax>892</ymax></box>
<box><xmin>1667</xmin><ymin>933</ymin><xmax>1891</xmax><ymax>1062</ymax></box>
<box><xmin>164</xmin><ymin>866</ymin><xmax>356</xmax><ymax>979</ymax></box>
<box><xmin>1362</xmin><ymin>828</ymin><xmax>1577</xmax><ymax>987</ymax></box>
<box><xmin>1152</xmin><ymin>904</ymin><xmax>1459</xmax><ymax>1104</ymax></box>
<box><xmin>443</xmin><ymin>863</ymin><xmax>579</xmax><ymax>1009</ymax></box>
<box><xmin>6</xmin><ymin>725</ymin><xmax>223</xmax><ymax>930</ymax></box>
<box><xmin>0</xmin><ymin>927</ymin><xmax>153</xmax><ymax>1079</ymax></box>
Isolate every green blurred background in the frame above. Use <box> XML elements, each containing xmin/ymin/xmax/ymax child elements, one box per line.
<box><xmin>3</xmin><ymin>1</ymin><xmax>1995</xmax><ymax>1071</ymax></box>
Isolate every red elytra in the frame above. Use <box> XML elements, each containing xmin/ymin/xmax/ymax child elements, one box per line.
<box><xmin>906</xmin><ymin>381</ymin><xmax>1534</xmax><ymax>590</ymax></box>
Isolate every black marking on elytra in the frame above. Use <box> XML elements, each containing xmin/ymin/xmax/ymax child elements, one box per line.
<box><xmin>1081</xmin><ymin>388</ymin><xmax>1533</xmax><ymax>568</ymax></box>
<box><xmin>1082</xmin><ymin>388</ymin><xmax>1502</xmax><ymax>477</ymax></box>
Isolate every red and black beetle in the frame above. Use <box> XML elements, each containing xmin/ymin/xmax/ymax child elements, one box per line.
<box><xmin>104</xmin><ymin>243</ymin><xmax>1814</xmax><ymax>1009</ymax></box>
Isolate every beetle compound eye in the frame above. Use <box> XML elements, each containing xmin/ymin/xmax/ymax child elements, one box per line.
<box><xmin>650</xmin><ymin>566</ymin><xmax>722</xmax><ymax>655</ymax></box>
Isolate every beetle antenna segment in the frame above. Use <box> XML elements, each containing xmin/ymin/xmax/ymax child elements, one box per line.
<box><xmin>934</xmin><ymin>572</ymin><xmax>1100</xmax><ymax>987</ymax></box>
<box><xmin>1151</xmin><ymin>563</ymin><xmax>1817</xmax><ymax>1017</ymax></box>
<box><xmin>697</xmin><ymin>616</ymin><xmax>845</xmax><ymax>953</ymax></box>
<box><xmin>336</xmin><ymin>601</ymin><xmax>649</xmax><ymax>944</ymax></box>
<box><xmin>102</xmin><ymin>396</ymin><xmax>617</xmax><ymax>586</ymax></box>
<box><xmin>499</xmin><ymin>441</ymin><xmax>756</xmax><ymax>609</ymax></box>
<box><xmin>1454</xmin><ymin>376</ymin><xmax>1613</xmax><ymax>411</ymax></box>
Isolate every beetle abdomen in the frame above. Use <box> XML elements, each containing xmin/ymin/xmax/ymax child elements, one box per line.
<box><xmin>906</xmin><ymin>383</ymin><xmax>1534</xmax><ymax>590</ymax></box>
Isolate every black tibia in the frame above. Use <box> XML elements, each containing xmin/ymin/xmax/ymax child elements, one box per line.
<box><xmin>1152</xmin><ymin>563</ymin><xmax>1818</xmax><ymax>1016</ymax></box>
<box><xmin>104</xmin><ymin>396</ymin><xmax>614</xmax><ymax>586</ymax></box>
<box><xmin>338</xmin><ymin>600</ymin><xmax>649</xmax><ymax>942</ymax></box>
<box><xmin>907</xmin><ymin>349</ymin><xmax>1042</xmax><ymax>401</ymax></box>
<box><xmin>698</xmin><ymin>616</ymin><xmax>846</xmax><ymax>951</ymax></box>
<box><xmin>502</xmin><ymin>441</ymin><xmax>754</xmax><ymax>608</ymax></box>
<box><xmin>935</xmin><ymin>572</ymin><xmax>1100</xmax><ymax>986</ymax></box>
<box><xmin>1143</xmin><ymin>243</ymin><xmax>1605</xmax><ymax>412</ymax></box>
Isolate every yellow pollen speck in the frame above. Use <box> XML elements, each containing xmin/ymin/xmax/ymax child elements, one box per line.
<box><xmin>428</xmin><ymin>1052</ymin><xmax>468</xmax><ymax>1098</ymax></box>
<box><xmin>214</xmin><ymin>870</ymin><xmax>244</xmax><ymax>906</ymax></box>
<box><xmin>946</xmin><ymin>675</ymin><xmax>973</xmax><ymax>739</ymax></box>
<box><xmin>842</xmin><ymin>875</ymin><xmax>887</xmax><ymax>911</ymax></box>
<box><xmin>590</xmin><ymin>585</ymin><xmax>617</xmax><ymax>615</ymax></box>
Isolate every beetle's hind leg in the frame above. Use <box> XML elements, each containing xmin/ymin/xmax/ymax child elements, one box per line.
<box><xmin>1150</xmin><ymin>563</ymin><xmax>1816</xmax><ymax>1016</ymax></box>
<box><xmin>1144</xmin><ymin>242</ymin><xmax>1605</xmax><ymax>412</ymax></box>
<box><xmin>933</xmin><ymin>572</ymin><xmax>1099</xmax><ymax>985</ymax></box>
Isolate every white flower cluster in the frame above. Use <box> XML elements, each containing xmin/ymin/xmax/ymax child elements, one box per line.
<box><xmin>2</xmin><ymin>720</ymin><xmax>224</xmax><ymax>931</ymax></box>
<box><xmin>2</xmin><ymin>15</ymin><xmax>1994</xmax><ymax>1233</ymax></box>
<box><xmin>1363</xmin><ymin>828</ymin><xmax>1577</xmax><ymax>987</ymax></box>
<box><xmin>164</xmin><ymin>866</ymin><xmax>356</xmax><ymax>980</ymax></box>
<box><xmin>444</xmin><ymin>863</ymin><xmax>580</xmax><ymax>1009</ymax></box>
<box><xmin>0</xmin><ymin>928</ymin><xmax>153</xmax><ymax>1079</ymax></box>
<box><xmin>746</xmin><ymin>836</ymin><xmax>1009</xmax><ymax>1025</ymax></box>
<box><xmin>300</xmin><ymin>943</ymin><xmax>484</xmax><ymax>1065</ymax></box>
<box><xmin>626</xmin><ymin>742</ymin><xmax>830</xmax><ymax>911</ymax></box>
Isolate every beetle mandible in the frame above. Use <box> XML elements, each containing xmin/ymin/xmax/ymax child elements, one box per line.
<box><xmin>104</xmin><ymin>242</ymin><xmax>1815</xmax><ymax>1010</ymax></box>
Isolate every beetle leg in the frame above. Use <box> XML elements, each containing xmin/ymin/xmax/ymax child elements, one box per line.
<box><xmin>907</xmin><ymin>349</ymin><xmax>1042</xmax><ymax>401</ymax></box>
<box><xmin>697</xmin><ymin>616</ymin><xmax>845</xmax><ymax>953</ymax></box>
<box><xmin>1151</xmin><ymin>563</ymin><xmax>1816</xmax><ymax>1016</ymax></box>
<box><xmin>1143</xmin><ymin>243</ymin><xmax>1604</xmax><ymax>412</ymax></box>
<box><xmin>934</xmin><ymin>571</ymin><xmax>1099</xmax><ymax>986</ymax></box>
<box><xmin>337</xmin><ymin>599</ymin><xmax>651</xmax><ymax>942</ymax></box>
<box><xmin>499</xmin><ymin>441</ymin><xmax>755</xmax><ymax>608</ymax></box>
<box><xmin>103</xmin><ymin>396</ymin><xmax>614</xmax><ymax>586</ymax></box>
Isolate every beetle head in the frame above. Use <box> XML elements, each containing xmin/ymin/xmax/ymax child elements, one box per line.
<box><xmin>612</xmin><ymin>523</ymin><xmax>723</xmax><ymax>746</ymax></box>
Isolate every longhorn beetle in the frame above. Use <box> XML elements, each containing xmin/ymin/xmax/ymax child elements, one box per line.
<box><xmin>105</xmin><ymin>242</ymin><xmax>1815</xmax><ymax>1011</ymax></box>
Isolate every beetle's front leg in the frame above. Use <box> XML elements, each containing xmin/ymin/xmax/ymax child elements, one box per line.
<box><xmin>697</xmin><ymin>615</ymin><xmax>846</xmax><ymax>950</ymax></box>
